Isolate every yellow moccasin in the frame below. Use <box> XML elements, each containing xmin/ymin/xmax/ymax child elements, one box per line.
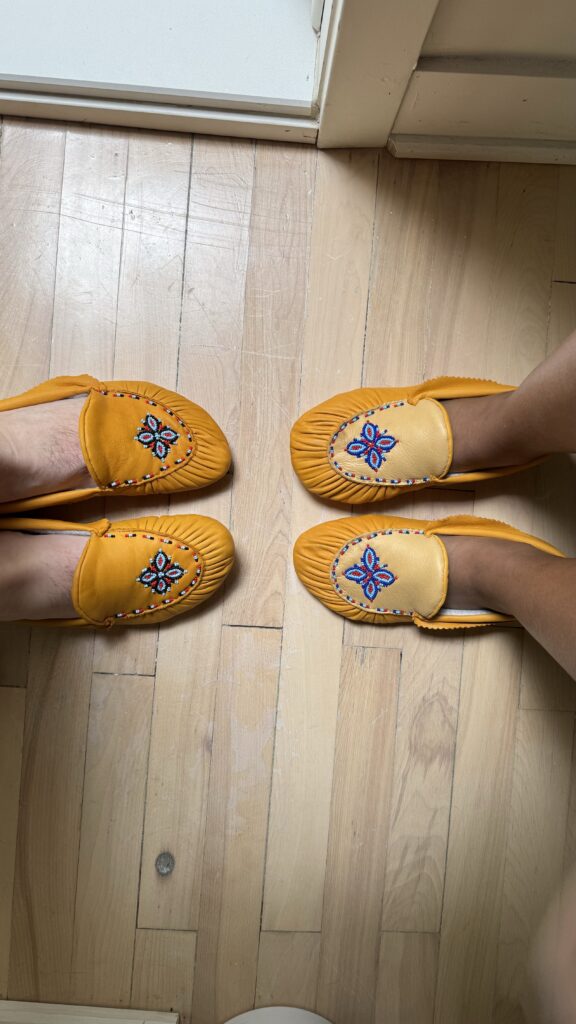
<box><xmin>0</xmin><ymin>375</ymin><xmax>231</xmax><ymax>512</ymax></box>
<box><xmin>0</xmin><ymin>514</ymin><xmax>234</xmax><ymax>628</ymax></box>
<box><xmin>293</xmin><ymin>513</ymin><xmax>564</xmax><ymax>630</ymax></box>
<box><xmin>290</xmin><ymin>376</ymin><xmax>539</xmax><ymax>503</ymax></box>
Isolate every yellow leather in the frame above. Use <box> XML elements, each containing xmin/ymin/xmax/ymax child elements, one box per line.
<box><xmin>290</xmin><ymin>376</ymin><xmax>535</xmax><ymax>503</ymax></box>
<box><xmin>333</xmin><ymin>527</ymin><xmax>447</xmax><ymax>618</ymax></box>
<box><xmin>0</xmin><ymin>376</ymin><xmax>231</xmax><ymax>512</ymax></box>
<box><xmin>328</xmin><ymin>398</ymin><xmax>451</xmax><ymax>485</ymax></box>
<box><xmin>293</xmin><ymin>513</ymin><xmax>565</xmax><ymax>629</ymax></box>
<box><xmin>0</xmin><ymin>514</ymin><xmax>234</xmax><ymax>628</ymax></box>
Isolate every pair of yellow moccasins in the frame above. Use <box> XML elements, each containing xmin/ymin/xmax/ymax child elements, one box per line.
<box><xmin>2</xmin><ymin>375</ymin><xmax>564</xmax><ymax>630</ymax></box>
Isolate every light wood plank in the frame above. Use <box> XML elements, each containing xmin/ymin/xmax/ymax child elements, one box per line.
<box><xmin>564</xmin><ymin>718</ymin><xmax>576</xmax><ymax>872</ymax></box>
<box><xmin>554</xmin><ymin>166</ymin><xmax>576</xmax><ymax>282</ymax></box>
<box><xmin>0</xmin><ymin>119</ymin><xmax>65</xmax><ymax>392</ymax></box>
<box><xmin>0</xmin><ymin>119</ymin><xmax>66</xmax><ymax>693</ymax></box>
<box><xmin>191</xmin><ymin>627</ymin><xmax>280</xmax><ymax>1024</ymax></box>
<box><xmin>8</xmin><ymin>633</ymin><xmax>94</xmax><ymax>1001</ymax></box>
<box><xmin>50</xmin><ymin>126</ymin><xmax>127</xmax><ymax>376</ymax></box>
<box><xmin>422</xmin><ymin>161</ymin><xmax>555</xmax><ymax>385</ymax></box>
<box><xmin>255</xmin><ymin>933</ymin><xmax>321</xmax><ymax>1012</ymax></box>
<box><xmin>380</xmin><ymin>627</ymin><xmax>461</xmax><ymax>932</ymax></box>
<box><xmin>0</xmin><ymin>689</ymin><xmax>25</xmax><ymax>997</ymax></box>
<box><xmin>435</xmin><ymin>634</ymin><xmax>522</xmax><ymax>1024</ymax></box>
<box><xmin>423</xmin><ymin>160</ymin><xmax>499</xmax><ymax>378</ymax></box>
<box><xmin>316</xmin><ymin>646</ymin><xmax>400</xmax><ymax>1024</ymax></box>
<box><xmin>375</xmin><ymin>932</ymin><xmax>438</xmax><ymax>1024</ymax></box>
<box><xmin>363</xmin><ymin>152</ymin><xmax>439</xmax><ymax>386</ymax></box>
<box><xmin>262</xmin><ymin>149</ymin><xmax>378</xmax><ymax>930</ymax></box>
<box><xmin>93</xmin><ymin>132</ymin><xmax>191</xmax><ymax>678</ymax></box>
<box><xmin>70</xmin><ymin>674</ymin><xmax>153</xmax><ymax>1007</ymax></box>
<box><xmin>483</xmin><ymin>163</ymin><xmax>556</xmax><ymax>383</ymax></box>
<box><xmin>49</xmin><ymin>125</ymin><xmax>132</xmax><ymax>675</ymax></box>
<box><xmin>223</xmin><ymin>141</ymin><xmax>314</xmax><ymax>628</ymax></box>
<box><xmin>131</xmin><ymin>929</ymin><xmax>195</xmax><ymax>1023</ymax></box>
<box><xmin>493</xmin><ymin>710</ymin><xmax>574</xmax><ymax>1023</ymax></box>
<box><xmin>113</xmin><ymin>132</ymin><xmax>190</xmax><ymax>383</ymax></box>
<box><xmin>138</xmin><ymin>138</ymin><xmax>254</xmax><ymax>931</ymax></box>
<box><xmin>0</xmin><ymin>627</ymin><xmax>29</xmax><ymax>688</ymax></box>
<box><xmin>520</xmin><ymin>282</ymin><xmax>576</xmax><ymax>711</ymax></box>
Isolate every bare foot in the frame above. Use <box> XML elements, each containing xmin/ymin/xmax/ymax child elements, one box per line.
<box><xmin>442</xmin><ymin>391</ymin><xmax>539</xmax><ymax>473</ymax></box>
<box><xmin>0</xmin><ymin>395</ymin><xmax>96</xmax><ymax>502</ymax></box>
<box><xmin>0</xmin><ymin>532</ymin><xmax>89</xmax><ymax>619</ymax></box>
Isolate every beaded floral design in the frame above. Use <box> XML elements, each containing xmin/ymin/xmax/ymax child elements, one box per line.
<box><xmin>345</xmin><ymin>421</ymin><xmax>397</xmax><ymax>471</ymax></box>
<box><xmin>137</xmin><ymin>549</ymin><xmax>187</xmax><ymax>595</ymax></box>
<box><xmin>135</xmin><ymin>413</ymin><xmax>180</xmax><ymax>460</ymax></box>
<box><xmin>343</xmin><ymin>544</ymin><xmax>396</xmax><ymax>602</ymax></box>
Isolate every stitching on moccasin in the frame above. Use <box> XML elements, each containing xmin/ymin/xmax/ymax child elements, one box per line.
<box><xmin>94</xmin><ymin>389</ymin><xmax>196</xmax><ymax>489</ymax></box>
<box><xmin>100</xmin><ymin>530</ymin><xmax>203</xmax><ymax>620</ymax></box>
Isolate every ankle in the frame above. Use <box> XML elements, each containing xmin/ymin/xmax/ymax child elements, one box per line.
<box><xmin>444</xmin><ymin>390</ymin><xmax>538</xmax><ymax>473</ymax></box>
<box><xmin>443</xmin><ymin>534</ymin><xmax>549</xmax><ymax>614</ymax></box>
<box><xmin>0</xmin><ymin>533</ymin><xmax>87</xmax><ymax>620</ymax></box>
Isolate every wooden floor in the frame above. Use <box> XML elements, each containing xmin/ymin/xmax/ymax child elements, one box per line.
<box><xmin>0</xmin><ymin>117</ymin><xmax>576</xmax><ymax>1024</ymax></box>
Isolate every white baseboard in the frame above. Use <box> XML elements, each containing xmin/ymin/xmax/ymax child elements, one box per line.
<box><xmin>388</xmin><ymin>133</ymin><xmax>576</xmax><ymax>165</ymax></box>
<box><xmin>0</xmin><ymin>89</ymin><xmax>318</xmax><ymax>144</ymax></box>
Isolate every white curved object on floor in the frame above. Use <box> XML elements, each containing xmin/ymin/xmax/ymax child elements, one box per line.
<box><xmin>225</xmin><ymin>1010</ymin><xmax>332</xmax><ymax>1024</ymax></box>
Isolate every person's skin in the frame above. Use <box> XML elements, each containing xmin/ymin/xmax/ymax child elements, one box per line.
<box><xmin>0</xmin><ymin>394</ymin><xmax>93</xmax><ymax>501</ymax></box>
<box><xmin>0</xmin><ymin>533</ymin><xmax>88</xmax><ymax>619</ymax></box>
<box><xmin>0</xmin><ymin>393</ymin><xmax>93</xmax><ymax>618</ymax></box>
<box><xmin>530</xmin><ymin>864</ymin><xmax>576</xmax><ymax>1024</ymax></box>
<box><xmin>442</xmin><ymin>328</ymin><xmax>576</xmax><ymax>681</ymax></box>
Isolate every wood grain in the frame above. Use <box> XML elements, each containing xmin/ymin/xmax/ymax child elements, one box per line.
<box><xmin>0</xmin><ymin>119</ymin><xmax>65</xmax><ymax>392</ymax></box>
<box><xmin>0</xmin><ymin>688</ymin><xmax>25</xmax><ymax>997</ymax></box>
<box><xmin>138</xmin><ymin>137</ymin><xmax>254</xmax><ymax>931</ymax></box>
<box><xmin>256</xmin><ymin>933</ymin><xmax>321</xmax><ymax>1011</ymax></box>
<box><xmin>223</xmin><ymin>142</ymin><xmax>315</xmax><ymax>627</ymax></box>
<box><xmin>50</xmin><ymin>126</ymin><xmax>127</xmax><ymax>377</ymax></box>
<box><xmin>94</xmin><ymin>132</ymin><xmax>191</xmax><ymax>678</ymax></box>
<box><xmin>554</xmin><ymin>166</ymin><xmax>576</xmax><ymax>283</ymax></box>
<box><xmin>8</xmin><ymin>633</ymin><xmax>94</xmax><ymax>1001</ymax></box>
<box><xmin>435</xmin><ymin>634</ymin><xmax>522</xmax><ymax>1024</ymax></box>
<box><xmin>364</xmin><ymin>152</ymin><xmax>440</xmax><ymax>386</ymax></box>
<box><xmin>380</xmin><ymin>628</ymin><xmax>461</xmax><ymax>933</ymax></box>
<box><xmin>191</xmin><ymin>627</ymin><xmax>280</xmax><ymax>1024</ymax></box>
<box><xmin>262</xmin><ymin>149</ymin><xmax>378</xmax><ymax>931</ymax></box>
<box><xmin>70</xmin><ymin>674</ymin><xmax>153</xmax><ymax>1007</ymax></box>
<box><xmin>0</xmin><ymin>627</ymin><xmax>30</xmax><ymax>688</ymax></box>
<box><xmin>1</xmin><ymin>122</ymin><xmax>573</xmax><ymax>1024</ymax></box>
<box><xmin>316</xmin><ymin>646</ymin><xmax>400</xmax><ymax>1024</ymax></box>
<box><xmin>493</xmin><ymin>710</ymin><xmax>573</xmax><ymax>1024</ymax></box>
<box><xmin>376</xmin><ymin>932</ymin><xmax>438</xmax><ymax>1024</ymax></box>
<box><xmin>131</xmin><ymin>929</ymin><xmax>196</xmax><ymax>1023</ymax></box>
<box><xmin>0</xmin><ymin>119</ymin><xmax>66</xmax><ymax>695</ymax></box>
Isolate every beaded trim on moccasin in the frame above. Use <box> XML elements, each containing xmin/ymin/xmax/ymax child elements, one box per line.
<box><xmin>290</xmin><ymin>376</ymin><xmax>539</xmax><ymax>503</ymax></box>
<box><xmin>0</xmin><ymin>514</ymin><xmax>234</xmax><ymax>628</ymax></box>
<box><xmin>293</xmin><ymin>513</ymin><xmax>565</xmax><ymax>629</ymax></box>
<box><xmin>0</xmin><ymin>375</ymin><xmax>231</xmax><ymax>513</ymax></box>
